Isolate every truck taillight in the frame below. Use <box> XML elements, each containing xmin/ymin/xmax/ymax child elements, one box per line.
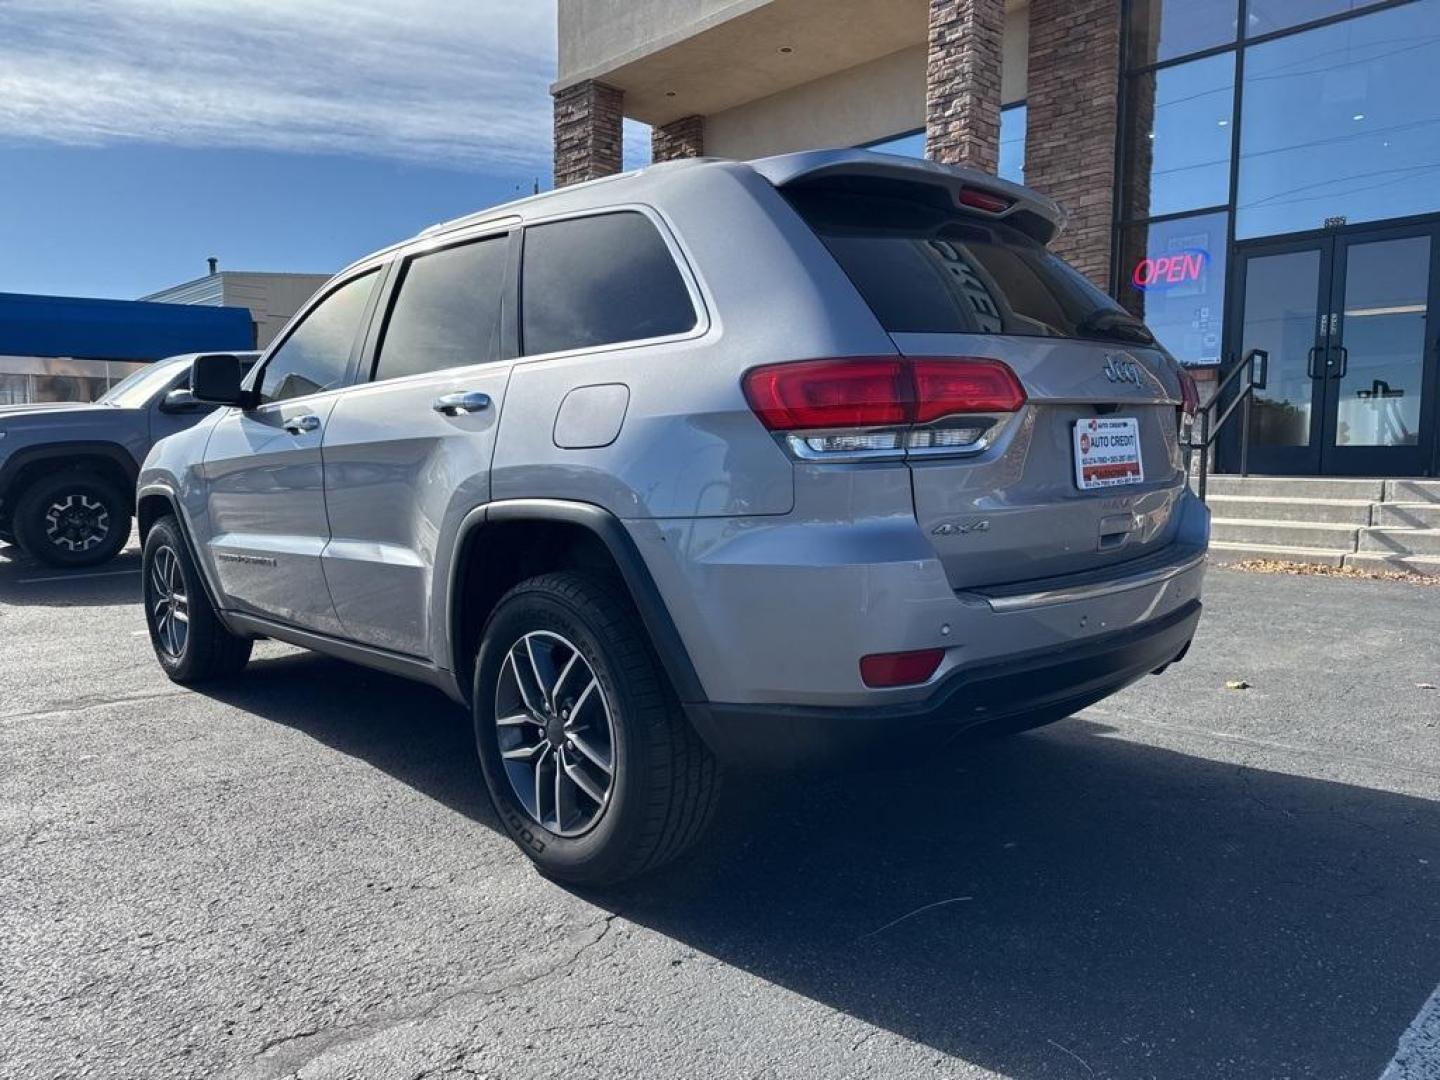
<box><xmin>742</xmin><ymin>357</ymin><xmax>1026</xmax><ymax>460</ymax></box>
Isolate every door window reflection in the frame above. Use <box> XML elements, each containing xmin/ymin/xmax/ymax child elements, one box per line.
<box><xmin>1243</xmin><ymin>249</ymin><xmax>1321</xmax><ymax>447</ymax></box>
<box><xmin>1333</xmin><ymin>236</ymin><xmax>1430</xmax><ymax>448</ymax></box>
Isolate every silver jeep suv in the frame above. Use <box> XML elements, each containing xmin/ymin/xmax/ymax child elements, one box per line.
<box><xmin>138</xmin><ymin>151</ymin><xmax>1207</xmax><ymax>884</ymax></box>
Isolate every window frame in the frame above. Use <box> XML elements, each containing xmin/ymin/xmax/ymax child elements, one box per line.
<box><xmin>245</xmin><ymin>262</ymin><xmax>390</xmax><ymax>410</ymax></box>
<box><xmin>362</xmin><ymin>224</ymin><xmax>521</xmax><ymax>386</ymax></box>
<box><xmin>515</xmin><ymin>204</ymin><xmax>710</xmax><ymax>363</ymax></box>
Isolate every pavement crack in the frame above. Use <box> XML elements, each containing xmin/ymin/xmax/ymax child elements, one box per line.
<box><xmin>229</xmin><ymin>913</ymin><xmax>621</xmax><ymax>1080</ymax></box>
<box><xmin>0</xmin><ymin>689</ymin><xmax>188</xmax><ymax>725</ymax></box>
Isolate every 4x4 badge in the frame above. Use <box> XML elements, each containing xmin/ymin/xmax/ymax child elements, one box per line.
<box><xmin>933</xmin><ymin>519</ymin><xmax>990</xmax><ymax>537</ymax></box>
<box><xmin>1102</xmin><ymin>354</ymin><xmax>1144</xmax><ymax>386</ymax></box>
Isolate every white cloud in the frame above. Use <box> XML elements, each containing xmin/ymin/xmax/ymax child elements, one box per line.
<box><xmin>0</xmin><ymin>0</ymin><xmax>559</xmax><ymax>170</ymax></box>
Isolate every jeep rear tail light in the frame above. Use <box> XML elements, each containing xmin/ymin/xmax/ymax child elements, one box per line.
<box><xmin>1179</xmin><ymin>369</ymin><xmax>1199</xmax><ymax>417</ymax></box>
<box><xmin>742</xmin><ymin>357</ymin><xmax>1026</xmax><ymax>460</ymax></box>
<box><xmin>742</xmin><ymin>357</ymin><xmax>909</xmax><ymax>431</ymax></box>
<box><xmin>1177</xmin><ymin>368</ymin><xmax>1199</xmax><ymax>442</ymax></box>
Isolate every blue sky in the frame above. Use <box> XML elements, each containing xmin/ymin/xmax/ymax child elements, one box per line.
<box><xmin>0</xmin><ymin>0</ymin><xmax>651</xmax><ymax>299</ymax></box>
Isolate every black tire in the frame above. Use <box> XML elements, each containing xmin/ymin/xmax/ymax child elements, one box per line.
<box><xmin>142</xmin><ymin>515</ymin><xmax>252</xmax><ymax>682</ymax></box>
<box><xmin>473</xmin><ymin>571</ymin><xmax>720</xmax><ymax>886</ymax></box>
<box><xmin>12</xmin><ymin>470</ymin><xmax>132</xmax><ymax>568</ymax></box>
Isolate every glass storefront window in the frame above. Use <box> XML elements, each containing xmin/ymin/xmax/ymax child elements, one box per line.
<box><xmin>998</xmin><ymin>104</ymin><xmax>1026</xmax><ymax>184</ymax></box>
<box><xmin>864</xmin><ymin>130</ymin><xmax>925</xmax><ymax>158</ymax></box>
<box><xmin>1245</xmin><ymin>0</ymin><xmax>1386</xmax><ymax>38</ymax></box>
<box><xmin>1126</xmin><ymin>0</ymin><xmax>1238</xmax><ymax>68</ymax></box>
<box><xmin>862</xmin><ymin>108</ymin><xmax>1026</xmax><ymax>185</ymax></box>
<box><xmin>1123</xmin><ymin>53</ymin><xmax>1235</xmax><ymax>220</ymax></box>
<box><xmin>1118</xmin><ymin>211</ymin><xmax>1229</xmax><ymax>366</ymax></box>
<box><xmin>1236</xmin><ymin>0</ymin><xmax>1440</xmax><ymax>239</ymax></box>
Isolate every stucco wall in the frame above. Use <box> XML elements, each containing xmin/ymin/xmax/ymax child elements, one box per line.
<box><xmin>701</xmin><ymin>2</ymin><xmax>1028</xmax><ymax>161</ymax></box>
<box><xmin>704</xmin><ymin>45</ymin><xmax>926</xmax><ymax>159</ymax></box>
<box><xmin>557</xmin><ymin>0</ymin><xmax>768</xmax><ymax>86</ymax></box>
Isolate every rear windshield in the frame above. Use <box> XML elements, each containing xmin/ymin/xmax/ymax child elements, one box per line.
<box><xmin>785</xmin><ymin>187</ymin><xmax>1154</xmax><ymax>347</ymax></box>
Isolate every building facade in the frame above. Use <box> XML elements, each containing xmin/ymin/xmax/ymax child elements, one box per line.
<box><xmin>553</xmin><ymin>0</ymin><xmax>1440</xmax><ymax>477</ymax></box>
<box><xmin>142</xmin><ymin>269</ymin><xmax>329</xmax><ymax>349</ymax></box>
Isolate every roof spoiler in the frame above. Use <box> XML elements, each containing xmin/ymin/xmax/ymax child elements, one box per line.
<box><xmin>746</xmin><ymin>149</ymin><xmax>1065</xmax><ymax>246</ymax></box>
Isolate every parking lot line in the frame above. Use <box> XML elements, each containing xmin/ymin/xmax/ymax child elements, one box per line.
<box><xmin>1380</xmin><ymin>982</ymin><xmax>1440</xmax><ymax>1079</ymax></box>
<box><xmin>15</xmin><ymin>568</ymin><xmax>140</xmax><ymax>585</ymax></box>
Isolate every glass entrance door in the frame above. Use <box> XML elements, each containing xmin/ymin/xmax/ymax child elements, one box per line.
<box><xmin>1232</xmin><ymin>223</ymin><xmax>1440</xmax><ymax>476</ymax></box>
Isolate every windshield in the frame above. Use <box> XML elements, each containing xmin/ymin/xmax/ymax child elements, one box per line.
<box><xmin>97</xmin><ymin>357</ymin><xmax>189</xmax><ymax>408</ymax></box>
<box><xmin>786</xmin><ymin>187</ymin><xmax>1155</xmax><ymax>346</ymax></box>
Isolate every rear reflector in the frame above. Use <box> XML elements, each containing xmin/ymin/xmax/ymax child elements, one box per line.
<box><xmin>860</xmin><ymin>648</ymin><xmax>945</xmax><ymax>688</ymax></box>
<box><xmin>743</xmin><ymin>357</ymin><xmax>1026</xmax><ymax>432</ymax></box>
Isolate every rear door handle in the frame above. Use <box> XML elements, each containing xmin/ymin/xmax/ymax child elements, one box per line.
<box><xmin>283</xmin><ymin>413</ymin><xmax>321</xmax><ymax>435</ymax></box>
<box><xmin>433</xmin><ymin>391</ymin><xmax>492</xmax><ymax>416</ymax></box>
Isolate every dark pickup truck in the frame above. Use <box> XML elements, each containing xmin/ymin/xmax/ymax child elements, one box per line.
<box><xmin>0</xmin><ymin>352</ymin><xmax>258</xmax><ymax>567</ymax></box>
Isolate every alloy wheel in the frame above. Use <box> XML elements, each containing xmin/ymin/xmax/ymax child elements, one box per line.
<box><xmin>44</xmin><ymin>493</ymin><xmax>110</xmax><ymax>553</ymax></box>
<box><xmin>493</xmin><ymin>630</ymin><xmax>616</xmax><ymax>837</ymax></box>
<box><xmin>148</xmin><ymin>545</ymin><xmax>189</xmax><ymax>659</ymax></box>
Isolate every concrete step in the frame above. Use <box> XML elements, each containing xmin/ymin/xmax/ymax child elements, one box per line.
<box><xmin>1386</xmin><ymin>479</ymin><xmax>1440</xmax><ymax>503</ymax></box>
<box><xmin>1208</xmin><ymin>541</ymin><xmax>1347</xmax><ymax>568</ymax></box>
<box><xmin>1210</xmin><ymin>518</ymin><xmax>1360</xmax><ymax>549</ymax></box>
<box><xmin>1342</xmin><ymin>551</ymin><xmax>1440</xmax><ymax>578</ymax></box>
<box><xmin>1204</xmin><ymin>475</ymin><xmax>1387</xmax><ymax>501</ymax></box>
<box><xmin>1357</xmin><ymin>527</ymin><xmax>1440</xmax><ymax>557</ymax></box>
<box><xmin>1374</xmin><ymin>503</ymin><xmax>1440</xmax><ymax>528</ymax></box>
<box><xmin>1206</xmin><ymin>494</ymin><xmax>1373</xmax><ymax>525</ymax></box>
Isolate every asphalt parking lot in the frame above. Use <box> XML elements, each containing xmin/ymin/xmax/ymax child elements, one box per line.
<box><xmin>2</xmin><ymin>541</ymin><xmax>1438</xmax><ymax>1080</ymax></box>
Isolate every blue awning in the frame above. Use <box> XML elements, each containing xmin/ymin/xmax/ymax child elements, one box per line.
<box><xmin>0</xmin><ymin>291</ymin><xmax>254</xmax><ymax>361</ymax></box>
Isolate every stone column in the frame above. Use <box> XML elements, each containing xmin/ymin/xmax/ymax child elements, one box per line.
<box><xmin>925</xmin><ymin>0</ymin><xmax>1005</xmax><ymax>173</ymax></box>
<box><xmin>1024</xmin><ymin>0</ymin><xmax>1123</xmax><ymax>288</ymax></box>
<box><xmin>652</xmin><ymin>115</ymin><xmax>705</xmax><ymax>162</ymax></box>
<box><xmin>553</xmin><ymin>81</ymin><xmax>624</xmax><ymax>188</ymax></box>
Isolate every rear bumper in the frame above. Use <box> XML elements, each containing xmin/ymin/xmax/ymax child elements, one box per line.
<box><xmin>686</xmin><ymin>598</ymin><xmax>1200</xmax><ymax>768</ymax></box>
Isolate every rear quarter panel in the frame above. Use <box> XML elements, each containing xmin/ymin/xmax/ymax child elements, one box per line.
<box><xmin>489</xmin><ymin>164</ymin><xmax>897</xmax><ymax>520</ymax></box>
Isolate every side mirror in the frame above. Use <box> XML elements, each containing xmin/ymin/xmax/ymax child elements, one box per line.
<box><xmin>160</xmin><ymin>387</ymin><xmax>209</xmax><ymax>414</ymax></box>
<box><xmin>190</xmin><ymin>353</ymin><xmax>250</xmax><ymax>407</ymax></box>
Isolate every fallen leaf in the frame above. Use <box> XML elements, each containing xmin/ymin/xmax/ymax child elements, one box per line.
<box><xmin>1225</xmin><ymin>679</ymin><xmax>1251</xmax><ymax>690</ymax></box>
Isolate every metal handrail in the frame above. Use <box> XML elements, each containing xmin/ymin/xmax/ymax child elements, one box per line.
<box><xmin>1185</xmin><ymin>347</ymin><xmax>1268</xmax><ymax>501</ymax></box>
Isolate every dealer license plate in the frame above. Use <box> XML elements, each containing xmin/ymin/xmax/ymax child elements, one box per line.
<box><xmin>1073</xmin><ymin>417</ymin><xmax>1143</xmax><ymax>490</ymax></box>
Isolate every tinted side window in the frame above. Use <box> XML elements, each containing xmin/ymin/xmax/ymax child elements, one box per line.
<box><xmin>375</xmin><ymin>236</ymin><xmax>508</xmax><ymax>382</ymax></box>
<box><xmin>521</xmin><ymin>212</ymin><xmax>696</xmax><ymax>356</ymax></box>
<box><xmin>259</xmin><ymin>271</ymin><xmax>378</xmax><ymax>404</ymax></box>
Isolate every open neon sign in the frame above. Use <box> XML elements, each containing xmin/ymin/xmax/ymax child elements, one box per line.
<box><xmin>1132</xmin><ymin>248</ymin><xmax>1209</xmax><ymax>291</ymax></box>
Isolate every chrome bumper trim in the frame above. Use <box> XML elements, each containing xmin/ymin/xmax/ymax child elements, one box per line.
<box><xmin>979</xmin><ymin>550</ymin><xmax>1206</xmax><ymax>612</ymax></box>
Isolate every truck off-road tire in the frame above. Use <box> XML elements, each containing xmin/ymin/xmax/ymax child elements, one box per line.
<box><xmin>474</xmin><ymin>571</ymin><xmax>721</xmax><ymax>886</ymax></box>
<box><xmin>12</xmin><ymin>470</ymin><xmax>132</xmax><ymax>568</ymax></box>
<box><xmin>142</xmin><ymin>515</ymin><xmax>252</xmax><ymax>682</ymax></box>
